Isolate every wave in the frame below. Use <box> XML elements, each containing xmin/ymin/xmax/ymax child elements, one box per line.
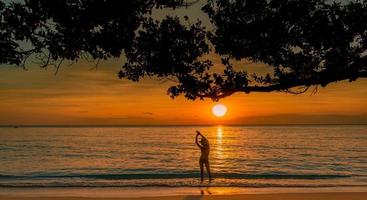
<box><xmin>0</xmin><ymin>182</ymin><xmax>366</xmax><ymax>188</ymax></box>
<box><xmin>0</xmin><ymin>173</ymin><xmax>355</xmax><ymax>180</ymax></box>
<box><xmin>1</xmin><ymin>173</ymin><xmax>365</xmax><ymax>188</ymax></box>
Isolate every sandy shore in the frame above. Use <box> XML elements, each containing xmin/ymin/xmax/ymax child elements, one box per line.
<box><xmin>0</xmin><ymin>193</ymin><xmax>366</xmax><ymax>200</ymax></box>
<box><xmin>1</xmin><ymin>187</ymin><xmax>367</xmax><ymax>200</ymax></box>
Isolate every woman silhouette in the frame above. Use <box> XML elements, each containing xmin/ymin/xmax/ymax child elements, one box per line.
<box><xmin>195</xmin><ymin>130</ymin><xmax>212</xmax><ymax>182</ymax></box>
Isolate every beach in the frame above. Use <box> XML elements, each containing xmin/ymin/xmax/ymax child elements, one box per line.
<box><xmin>2</xmin><ymin>0</ymin><xmax>367</xmax><ymax>198</ymax></box>
<box><xmin>1</xmin><ymin>187</ymin><xmax>367</xmax><ymax>200</ymax></box>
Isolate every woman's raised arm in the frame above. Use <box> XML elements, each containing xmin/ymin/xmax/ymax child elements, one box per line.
<box><xmin>195</xmin><ymin>131</ymin><xmax>203</xmax><ymax>148</ymax></box>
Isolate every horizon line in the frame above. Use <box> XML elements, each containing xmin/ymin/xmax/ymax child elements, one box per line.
<box><xmin>1</xmin><ymin>123</ymin><xmax>367</xmax><ymax>128</ymax></box>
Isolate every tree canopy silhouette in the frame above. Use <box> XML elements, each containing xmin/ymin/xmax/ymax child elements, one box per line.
<box><xmin>1</xmin><ymin>0</ymin><xmax>366</xmax><ymax>100</ymax></box>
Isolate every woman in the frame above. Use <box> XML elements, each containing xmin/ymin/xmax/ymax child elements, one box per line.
<box><xmin>195</xmin><ymin>130</ymin><xmax>212</xmax><ymax>182</ymax></box>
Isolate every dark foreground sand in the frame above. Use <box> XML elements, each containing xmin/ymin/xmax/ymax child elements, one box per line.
<box><xmin>1</xmin><ymin>193</ymin><xmax>367</xmax><ymax>200</ymax></box>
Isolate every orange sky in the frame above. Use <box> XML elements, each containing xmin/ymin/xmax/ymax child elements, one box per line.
<box><xmin>0</xmin><ymin>57</ymin><xmax>366</xmax><ymax>125</ymax></box>
<box><xmin>0</xmin><ymin>1</ymin><xmax>366</xmax><ymax>125</ymax></box>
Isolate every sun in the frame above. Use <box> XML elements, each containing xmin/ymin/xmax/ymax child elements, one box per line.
<box><xmin>212</xmin><ymin>104</ymin><xmax>227</xmax><ymax>117</ymax></box>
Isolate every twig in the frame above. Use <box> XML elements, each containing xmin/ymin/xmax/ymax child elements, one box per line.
<box><xmin>54</xmin><ymin>59</ymin><xmax>64</xmax><ymax>75</ymax></box>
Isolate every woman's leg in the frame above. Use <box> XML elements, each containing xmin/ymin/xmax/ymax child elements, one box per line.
<box><xmin>199</xmin><ymin>160</ymin><xmax>204</xmax><ymax>182</ymax></box>
<box><xmin>204</xmin><ymin>160</ymin><xmax>212</xmax><ymax>181</ymax></box>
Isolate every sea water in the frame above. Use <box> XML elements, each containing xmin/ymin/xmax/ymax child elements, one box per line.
<box><xmin>0</xmin><ymin>126</ymin><xmax>366</xmax><ymax>188</ymax></box>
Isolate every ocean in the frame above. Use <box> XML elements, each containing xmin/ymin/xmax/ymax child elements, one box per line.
<box><xmin>0</xmin><ymin>125</ymin><xmax>366</xmax><ymax>189</ymax></box>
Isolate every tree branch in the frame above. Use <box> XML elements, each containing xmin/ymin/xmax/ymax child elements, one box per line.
<box><xmin>201</xmin><ymin>71</ymin><xmax>367</xmax><ymax>99</ymax></box>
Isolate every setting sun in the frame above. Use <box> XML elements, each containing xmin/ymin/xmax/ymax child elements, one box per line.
<box><xmin>212</xmin><ymin>104</ymin><xmax>228</xmax><ymax>117</ymax></box>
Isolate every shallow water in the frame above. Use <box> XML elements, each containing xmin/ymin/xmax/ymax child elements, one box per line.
<box><xmin>0</xmin><ymin>125</ymin><xmax>366</xmax><ymax>188</ymax></box>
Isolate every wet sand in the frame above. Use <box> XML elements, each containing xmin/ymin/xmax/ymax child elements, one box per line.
<box><xmin>1</xmin><ymin>192</ymin><xmax>367</xmax><ymax>200</ymax></box>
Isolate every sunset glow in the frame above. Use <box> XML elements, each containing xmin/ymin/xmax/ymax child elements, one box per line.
<box><xmin>0</xmin><ymin>1</ymin><xmax>366</xmax><ymax>126</ymax></box>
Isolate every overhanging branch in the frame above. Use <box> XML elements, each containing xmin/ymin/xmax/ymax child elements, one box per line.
<box><xmin>200</xmin><ymin>71</ymin><xmax>367</xmax><ymax>99</ymax></box>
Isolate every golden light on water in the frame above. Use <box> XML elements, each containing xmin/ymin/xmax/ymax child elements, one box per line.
<box><xmin>212</xmin><ymin>104</ymin><xmax>227</xmax><ymax>117</ymax></box>
<box><xmin>215</xmin><ymin>126</ymin><xmax>225</xmax><ymax>161</ymax></box>
<box><xmin>217</xmin><ymin>126</ymin><xmax>223</xmax><ymax>143</ymax></box>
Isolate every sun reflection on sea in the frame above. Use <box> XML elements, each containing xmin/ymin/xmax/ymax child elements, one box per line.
<box><xmin>217</xmin><ymin>126</ymin><xmax>223</xmax><ymax>144</ymax></box>
<box><xmin>213</xmin><ymin>126</ymin><xmax>226</xmax><ymax>170</ymax></box>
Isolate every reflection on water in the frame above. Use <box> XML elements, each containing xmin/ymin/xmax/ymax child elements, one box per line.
<box><xmin>216</xmin><ymin>126</ymin><xmax>223</xmax><ymax>144</ymax></box>
<box><xmin>214</xmin><ymin>126</ymin><xmax>225</xmax><ymax>168</ymax></box>
<box><xmin>0</xmin><ymin>125</ymin><xmax>366</xmax><ymax>187</ymax></box>
<box><xmin>199</xmin><ymin>187</ymin><xmax>212</xmax><ymax>195</ymax></box>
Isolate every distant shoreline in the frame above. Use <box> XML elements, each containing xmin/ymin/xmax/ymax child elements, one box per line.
<box><xmin>1</xmin><ymin>124</ymin><xmax>367</xmax><ymax>128</ymax></box>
